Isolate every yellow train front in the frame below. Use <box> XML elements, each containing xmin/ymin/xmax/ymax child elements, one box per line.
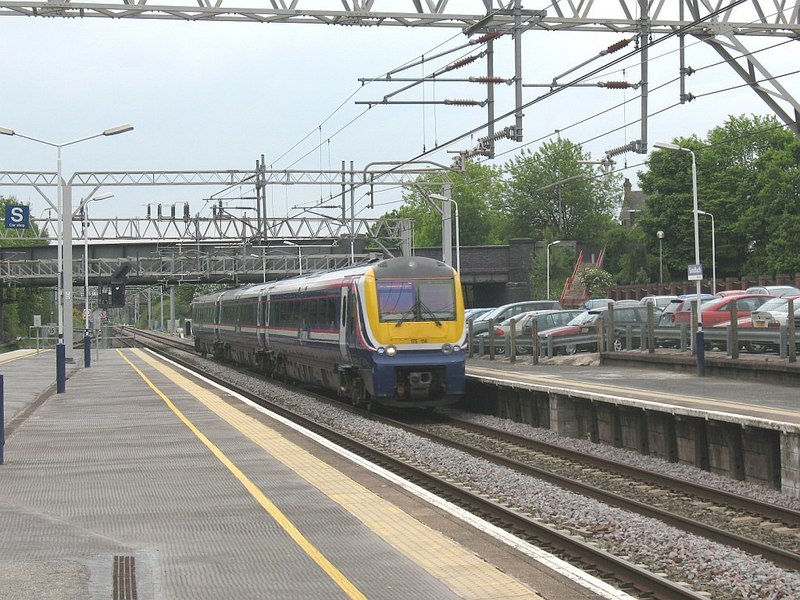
<box><xmin>348</xmin><ymin>256</ymin><xmax>467</xmax><ymax>408</ymax></box>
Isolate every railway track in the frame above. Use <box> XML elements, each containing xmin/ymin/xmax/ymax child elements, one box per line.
<box><xmin>125</xmin><ymin>328</ymin><xmax>793</xmax><ymax>598</ymax></box>
<box><xmin>379</xmin><ymin>414</ymin><xmax>800</xmax><ymax>571</ymax></box>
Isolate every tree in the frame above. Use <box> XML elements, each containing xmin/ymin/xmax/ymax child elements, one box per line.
<box><xmin>0</xmin><ymin>197</ymin><xmax>51</xmax><ymax>343</ymax></box>
<box><xmin>602</xmin><ymin>222</ymin><xmax>652</xmax><ymax>285</ymax></box>
<box><xmin>500</xmin><ymin>138</ymin><xmax>622</xmax><ymax>242</ymax></box>
<box><xmin>387</xmin><ymin>161</ymin><xmax>504</xmax><ymax>247</ymax></box>
<box><xmin>739</xmin><ymin>131</ymin><xmax>800</xmax><ymax>274</ymax></box>
<box><xmin>639</xmin><ymin>114</ymin><xmax>799</xmax><ymax>280</ymax></box>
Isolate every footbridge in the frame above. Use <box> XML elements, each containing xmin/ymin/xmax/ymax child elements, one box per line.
<box><xmin>0</xmin><ymin>232</ymin><xmax>590</xmax><ymax>308</ymax></box>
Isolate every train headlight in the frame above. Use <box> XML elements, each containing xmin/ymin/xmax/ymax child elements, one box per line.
<box><xmin>385</xmin><ymin>345</ymin><xmax>398</xmax><ymax>357</ymax></box>
<box><xmin>453</xmin><ymin>344</ymin><xmax>461</xmax><ymax>353</ymax></box>
<box><xmin>441</xmin><ymin>344</ymin><xmax>453</xmax><ymax>355</ymax></box>
<box><xmin>377</xmin><ymin>347</ymin><xmax>386</xmax><ymax>355</ymax></box>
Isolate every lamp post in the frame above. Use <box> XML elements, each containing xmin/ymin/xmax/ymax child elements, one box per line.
<box><xmin>78</xmin><ymin>192</ymin><xmax>113</xmax><ymax>368</ymax></box>
<box><xmin>654</xmin><ymin>141</ymin><xmax>704</xmax><ymax>375</ymax></box>
<box><xmin>283</xmin><ymin>240</ymin><xmax>303</xmax><ymax>275</ymax></box>
<box><xmin>0</xmin><ymin>124</ymin><xmax>133</xmax><ymax>392</ymax></box>
<box><xmin>430</xmin><ymin>193</ymin><xmax>460</xmax><ymax>274</ymax></box>
<box><xmin>546</xmin><ymin>240</ymin><xmax>562</xmax><ymax>300</ymax></box>
<box><xmin>657</xmin><ymin>230</ymin><xmax>664</xmax><ymax>284</ymax></box>
<box><xmin>696</xmin><ymin>210</ymin><xmax>716</xmax><ymax>295</ymax></box>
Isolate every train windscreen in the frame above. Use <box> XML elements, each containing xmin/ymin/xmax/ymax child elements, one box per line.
<box><xmin>376</xmin><ymin>279</ymin><xmax>456</xmax><ymax>323</ymax></box>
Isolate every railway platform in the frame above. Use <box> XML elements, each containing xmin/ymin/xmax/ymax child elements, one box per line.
<box><xmin>466</xmin><ymin>353</ymin><xmax>800</xmax><ymax>497</ymax></box>
<box><xmin>0</xmin><ymin>347</ymin><xmax>620</xmax><ymax>600</ymax></box>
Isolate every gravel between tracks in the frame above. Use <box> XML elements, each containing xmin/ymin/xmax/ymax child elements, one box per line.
<box><xmin>191</xmin><ymin>353</ymin><xmax>800</xmax><ymax>599</ymax></box>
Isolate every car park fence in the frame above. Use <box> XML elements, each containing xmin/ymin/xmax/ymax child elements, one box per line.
<box><xmin>467</xmin><ymin>306</ymin><xmax>798</xmax><ymax>363</ymax></box>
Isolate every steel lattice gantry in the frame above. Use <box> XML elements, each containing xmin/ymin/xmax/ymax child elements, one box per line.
<box><xmin>0</xmin><ymin>1</ymin><xmax>797</xmax><ymax>135</ymax></box>
<box><xmin>0</xmin><ymin>1</ymin><xmax>795</xmax><ymax>33</ymax></box>
<box><xmin>0</xmin><ymin>167</ymin><xmax>431</xmax><ymax>244</ymax></box>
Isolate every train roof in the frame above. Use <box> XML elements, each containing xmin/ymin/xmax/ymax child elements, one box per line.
<box><xmin>192</xmin><ymin>255</ymin><xmax>454</xmax><ymax>303</ymax></box>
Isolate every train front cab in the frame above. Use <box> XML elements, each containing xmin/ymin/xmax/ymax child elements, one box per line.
<box><xmin>357</xmin><ymin>256</ymin><xmax>467</xmax><ymax>409</ymax></box>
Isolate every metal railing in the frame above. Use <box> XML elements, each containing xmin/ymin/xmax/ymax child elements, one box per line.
<box><xmin>468</xmin><ymin>314</ymin><xmax>798</xmax><ymax>363</ymax></box>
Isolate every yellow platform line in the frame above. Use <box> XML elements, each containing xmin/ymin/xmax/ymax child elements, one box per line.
<box><xmin>117</xmin><ymin>349</ymin><xmax>367</xmax><ymax>600</ymax></box>
<box><xmin>0</xmin><ymin>349</ymin><xmax>45</xmax><ymax>365</ymax></box>
<box><xmin>125</xmin><ymin>348</ymin><xmax>541</xmax><ymax>600</ymax></box>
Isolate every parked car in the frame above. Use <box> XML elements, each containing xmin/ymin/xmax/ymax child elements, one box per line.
<box><xmin>734</xmin><ymin>296</ymin><xmax>800</xmax><ymax>353</ymax></box>
<box><xmin>470</xmin><ymin>300</ymin><xmax>563</xmax><ymax>335</ymax></box>
<box><xmin>476</xmin><ymin>309</ymin><xmax>583</xmax><ymax>354</ymax></box>
<box><xmin>749</xmin><ymin>296</ymin><xmax>800</xmax><ymax>328</ymax></box>
<box><xmin>658</xmin><ymin>295</ymin><xmax>716</xmax><ymax>327</ymax></box>
<box><xmin>745</xmin><ymin>285</ymin><xmax>800</xmax><ymax>297</ymax></box>
<box><xmin>539</xmin><ymin>305</ymin><xmax>650</xmax><ymax>355</ymax></box>
<box><xmin>673</xmin><ymin>293</ymin><xmax>773</xmax><ymax>327</ymax></box>
<box><xmin>614</xmin><ymin>299</ymin><xmax>642</xmax><ymax>307</ymax></box>
<box><xmin>584</xmin><ymin>298</ymin><xmax>615</xmax><ymax>309</ymax></box>
<box><xmin>715</xmin><ymin>289</ymin><xmax>748</xmax><ymax>297</ymax></box>
<box><xmin>465</xmin><ymin>307</ymin><xmax>493</xmax><ymax>322</ymax></box>
<box><xmin>639</xmin><ymin>295</ymin><xmax>680</xmax><ymax>311</ymax></box>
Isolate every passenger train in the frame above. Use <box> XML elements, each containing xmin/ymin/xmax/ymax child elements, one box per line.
<box><xmin>191</xmin><ymin>255</ymin><xmax>467</xmax><ymax>409</ymax></box>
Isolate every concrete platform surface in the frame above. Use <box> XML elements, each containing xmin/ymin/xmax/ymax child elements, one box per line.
<box><xmin>467</xmin><ymin>355</ymin><xmax>800</xmax><ymax>429</ymax></box>
<box><xmin>2</xmin><ymin>348</ymin><xmax>616</xmax><ymax>600</ymax></box>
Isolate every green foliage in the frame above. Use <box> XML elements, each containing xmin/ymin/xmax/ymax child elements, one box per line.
<box><xmin>601</xmin><ymin>223</ymin><xmax>653</xmax><ymax>285</ymax></box>
<box><xmin>0</xmin><ymin>196</ymin><xmax>51</xmax><ymax>342</ymax></box>
<box><xmin>384</xmin><ymin>138</ymin><xmax>622</xmax><ymax>249</ymax></box>
<box><xmin>529</xmin><ymin>243</ymin><xmax>576</xmax><ymax>300</ymax></box>
<box><xmin>391</xmin><ymin>161</ymin><xmax>504</xmax><ymax>247</ymax></box>
<box><xmin>577</xmin><ymin>265</ymin><xmax>614</xmax><ymax>298</ymax></box>
<box><xmin>638</xmin><ymin>114</ymin><xmax>800</xmax><ymax>281</ymax></box>
<box><xmin>501</xmin><ymin>138</ymin><xmax>622</xmax><ymax>242</ymax></box>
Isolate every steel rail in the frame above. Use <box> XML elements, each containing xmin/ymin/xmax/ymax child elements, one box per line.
<box><xmin>379</xmin><ymin>414</ymin><xmax>800</xmax><ymax>571</ymax></box>
<box><xmin>450</xmin><ymin>417</ymin><xmax>800</xmax><ymax>526</ymax></box>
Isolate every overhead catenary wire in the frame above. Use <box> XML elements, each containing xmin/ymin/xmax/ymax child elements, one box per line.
<box><xmin>365</xmin><ymin>0</ymin><xmax>750</xmax><ymax>182</ymax></box>
<box><xmin>237</xmin><ymin>0</ymin><xmax>797</xmax><ymax>223</ymax></box>
<box><xmin>271</xmin><ymin>0</ymin><xmax>748</xmax><ymax>187</ymax></box>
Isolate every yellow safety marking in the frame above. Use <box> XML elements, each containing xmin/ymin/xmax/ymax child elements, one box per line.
<box><xmin>468</xmin><ymin>365</ymin><xmax>800</xmax><ymax>419</ymax></box>
<box><xmin>126</xmin><ymin>348</ymin><xmax>541</xmax><ymax>600</ymax></box>
<box><xmin>0</xmin><ymin>349</ymin><xmax>46</xmax><ymax>365</ymax></box>
<box><xmin>116</xmin><ymin>349</ymin><xmax>368</xmax><ymax>600</ymax></box>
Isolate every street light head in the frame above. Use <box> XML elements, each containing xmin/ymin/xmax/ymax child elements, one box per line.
<box><xmin>103</xmin><ymin>124</ymin><xmax>134</xmax><ymax>136</ymax></box>
<box><xmin>0</xmin><ymin>126</ymin><xmax>15</xmax><ymax>136</ymax></box>
<box><xmin>696</xmin><ymin>209</ymin><xmax>709</xmax><ymax>216</ymax></box>
<box><xmin>657</xmin><ymin>230</ymin><xmax>664</xmax><ymax>239</ymax></box>
<box><xmin>654</xmin><ymin>141</ymin><xmax>681</xmax><ymax>151</ymax></box>
<box><xmin>93</xmin><ymin>192</ymin><xmax>114</xmax><ymax>202</ymax></box>
<box><xmin>283</xmin><ymin>240</ymin><xmax>297</xmax><ymax>246</ymax></box>
<box><xmin>429</xmin><ymin>194</ymin><xmax>448</xmax><ymax>201</ymax></box>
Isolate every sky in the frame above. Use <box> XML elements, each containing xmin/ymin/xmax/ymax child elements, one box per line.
<box><xmin>1</xmin><ymin>2</ymin><xmax>798</xmax><ymax>226</ymax></box>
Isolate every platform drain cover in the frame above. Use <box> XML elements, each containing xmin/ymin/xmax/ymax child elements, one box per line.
<box><xmin>113</xmin><ymin>555</ymin><xmax>137</xmax><ymax>600</ymax></box>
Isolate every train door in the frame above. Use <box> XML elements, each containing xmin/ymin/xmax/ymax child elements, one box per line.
<box><xmin>259</xmin><ymin>291</ymin><xmax>268</xmax><ymax>350</ymax></box>
<box><xmin>339</xmin><ymin>287</ymin><xmax>349</xmax><ymax>361</ymax></box>
<box><xmin>214</xmin><ymin>295</ymin><xmax>222</xmax><ymax>344</ymax></box>
<box><xmin>234</xmin><ymin>299</ymin><xmax>241</xmax><ymax>335</ymax></box>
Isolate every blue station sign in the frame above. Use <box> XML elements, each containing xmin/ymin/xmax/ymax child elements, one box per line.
<box><xmin>5</xmin><ymin>205</ymin><xmax>30</xmax><ymax>229</ymax></box>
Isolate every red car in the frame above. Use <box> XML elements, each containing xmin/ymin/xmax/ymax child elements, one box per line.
<box><xmin>673</xmin><ymin>293</ymin><xmax>772</xmax><ymax>327</ymax></box>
